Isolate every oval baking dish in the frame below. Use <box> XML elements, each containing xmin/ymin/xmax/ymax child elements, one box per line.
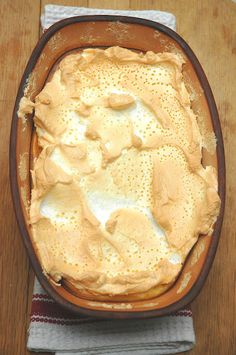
<box><xmin>10</xmin><ymin>16</ymin><xmax>225</xmax><ymax>318</ymax></box>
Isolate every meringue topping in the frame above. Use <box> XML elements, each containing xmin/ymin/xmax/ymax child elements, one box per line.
<box><xmin>20</xmin><ymin>47</ymin><xmax>220</xmax><ymax>299</ymax></box>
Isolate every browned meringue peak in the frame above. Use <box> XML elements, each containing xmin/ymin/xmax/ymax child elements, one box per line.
<box><xmin>17</xmin><ymin>46</ymin><xmax>221</xmax><ymax>298</ymax></box>
<box><xmin>107</xmin><ymin>93</ymin><xmax>135</xmax><ymax>110</ymax></box>
<box><xmin>18</xmin><ymin>96</ymin><xmax>35</xmax><ymax>119</ymax></box>
<box><xmin>152</xmin><ymin>145</ymin><xmax>220</xmax><ymax>252</ymax></box>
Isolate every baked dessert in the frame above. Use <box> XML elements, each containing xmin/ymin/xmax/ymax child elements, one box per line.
<box><xmin>19</xmin><ymin>47</ymin><xmax>220</xmax><ymax>301</ymax></box>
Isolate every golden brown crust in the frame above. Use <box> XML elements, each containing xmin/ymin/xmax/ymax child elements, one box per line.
<box><xmin>63</xmin><ymin>279</ymin><xmax>172</xmax><ymax>302</ymax></box>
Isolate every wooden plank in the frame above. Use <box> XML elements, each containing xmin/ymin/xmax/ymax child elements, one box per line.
<box><xmin>0</xmin><ymin>1</ymin><xmax>40</xmax><ymax>354</ymax></box>
<box><xmin>0</xmin><ymin>101</ymin><xmax>31</xmax><ymax>355</ymax></box>
<box><xmin>88</xmin><ymin>0</ymin><xmax>130</xmax><ymax>9</ymax></box>
<box><xmin>41</xmin><ymin>0</ymin><xmax>89</xmax><ymax>13</ymax></box>
<box><xmin>0</xmin><ymin>1</ymin><xmax>40</xmax><ymax>100</ymax></box>
<box><xmin>1</xmin><ymin>0</ymin><xmax>235</xmax><ymax>354</ymax></box>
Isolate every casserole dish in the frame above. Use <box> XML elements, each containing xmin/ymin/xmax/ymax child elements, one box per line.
<box><xmin>10</xmin><ymin>16</ymin><xmax>225</xmax><ymax>318</ymax></box>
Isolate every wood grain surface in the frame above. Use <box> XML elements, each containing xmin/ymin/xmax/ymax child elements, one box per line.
<box><xmin>0</xmin><ymin>0</ymin><xmax>235</xmax><ymax>354</ymax></box>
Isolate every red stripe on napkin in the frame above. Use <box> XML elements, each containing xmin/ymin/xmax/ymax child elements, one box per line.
<box><xmin>30</xmin><ymin>293</ymin><xmax>192</xmax><ymax>326</ymax></box>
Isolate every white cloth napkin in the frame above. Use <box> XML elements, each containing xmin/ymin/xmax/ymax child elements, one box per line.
<box><xmin>27</xmin><ymin>5</ymin><xmax>195</xmax><ymax>354</ymax></box>
<box><xmin>41</xmin><ymin>4</ymin><xmax>176</xmax><ymax>31</ymax></box>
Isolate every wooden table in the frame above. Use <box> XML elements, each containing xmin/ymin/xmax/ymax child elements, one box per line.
<box><xmin>0</xmin><ymin>1</ymin><xmax>235</xmax><ymax>354</ymax></box>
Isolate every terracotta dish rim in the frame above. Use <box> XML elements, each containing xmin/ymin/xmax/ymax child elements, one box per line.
<box><xmin>10</xmin><ymin>15</ymin><xmax>225</xmax><ymax>318</ymax></box>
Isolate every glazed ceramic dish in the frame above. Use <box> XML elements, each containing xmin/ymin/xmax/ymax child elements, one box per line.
<box><xmin>10</xmin><ymin>16</ymin><xmax>225</xmax><ymax>318</ymax></box>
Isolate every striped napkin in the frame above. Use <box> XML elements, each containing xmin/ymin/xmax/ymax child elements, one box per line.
<box><xmin>27</xmin><ymin>5</ymin><xmax>195</xmax><ymax>354</ymax></box>
<box><xmin>28</xmin><ymin>279</ymin><xmax>195</xmax><ymax>354</ymax></box>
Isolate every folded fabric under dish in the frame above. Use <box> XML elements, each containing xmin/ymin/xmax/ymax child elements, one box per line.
<box><xmin>28</xmin><ymin>279</ymin><xmax>195</xmax><ymax>354</ymax></box>
<box><xmin>41</xmin><ymin>4</ymin><xmax>176</xmax><ymax>31</ymax></box>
